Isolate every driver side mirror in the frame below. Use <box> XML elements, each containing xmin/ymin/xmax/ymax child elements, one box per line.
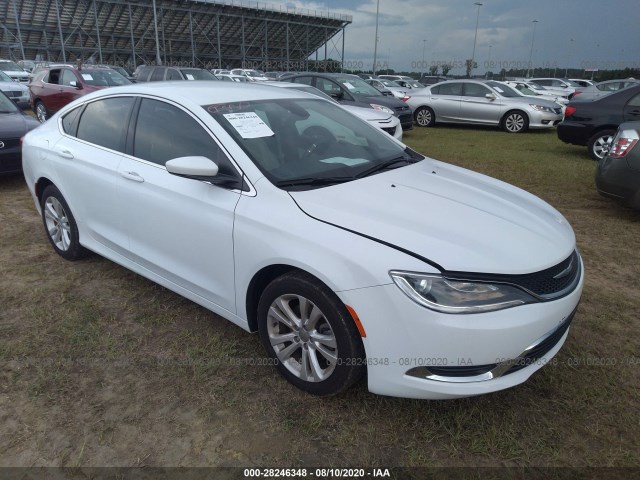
<box><xmin>330</xmin><ymin>91</ymin><xmax>344</xmax><ymax>100</ymax></box>
<box><xmin>166</xmin><ymin>156</ymin><xmax>244</xmax><ymax>189</ymax></box>
<box><xmin>69</xmin><ymin>80</ymin><xmax>82</xmax><ymax>89</ymax></box>
<box><xmin>485</xmin><ymin>93</ymin><xmax>497</xmax><ymax>100</ymax></box>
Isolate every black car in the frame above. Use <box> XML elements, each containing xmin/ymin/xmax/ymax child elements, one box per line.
<box><xmin>0</xmin><ymin>91</ymin><xmax>40</xmax><ymax>175</ymax></box>
<box><xmin>282</xmin><ymin>72</ymin><xmax>413</xmax><ymax>130</ymax></box>
<box><xmin>595</xmin><ymin>121</ymin><xmax>640</xmax><ymax>210</ymax></box>
<box><xmin>557</xmin><ymin>85</ymin><xmax>640</xmax><ymax>160</ymax></box>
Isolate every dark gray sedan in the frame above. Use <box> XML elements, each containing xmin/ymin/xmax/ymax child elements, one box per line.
<box><xmin>595</xmin><ymin>121</ymin><xmax>640</xmax><ymax>210</ymax></box>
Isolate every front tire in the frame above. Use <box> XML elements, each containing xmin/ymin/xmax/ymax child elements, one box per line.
<box><xmin>414</xmin><ymin>106</ymin><xmax>435</xmax><ymax>127</ymax></box>
<box><xmin>502</xmin><ymin>110</ymin><xmax>529</xmax><ymax>133</ymax></box>
<box><xmin>35</xmin><ymin>101</ymin><xmax>48</xmax><ymax>123</ymax></box>
<box><xmin>41</xmin><ymin>185</ymin><xmax>87</xmax><ymax>260</ymax></box>
<box><xmin>257</xmin><ymin>272</ymin><xmax>365</xmax><ymax>396</ymax></box>
<box><xmin>588</xmin><ymin>129</ymin><xmax>615</xmax><ymax>161</ymax></box>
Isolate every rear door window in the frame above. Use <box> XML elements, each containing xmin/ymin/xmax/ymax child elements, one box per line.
<box><xmin>76</xmin><ymin>97</ymin><xmax>135</xmax><ymax>152</ymax></box>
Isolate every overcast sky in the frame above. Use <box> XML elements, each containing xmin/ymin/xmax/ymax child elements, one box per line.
<box><xmin>285</xmin><ymin>0</ymin><xmax>640</xmax><ymax>74</ymax></box>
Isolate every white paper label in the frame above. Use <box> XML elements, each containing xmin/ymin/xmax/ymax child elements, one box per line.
<box><xmin>185</xmin><ymin>74</ymin><xmax>195</xmax><ymax>80</ymax></box>
<box><xmin>223</xmin><ymin>112</ymin><xmax>275</xmax><ymax>139</ymax></box>
<box><xmin>343</xmin><ymin>82</ymin><xmax>355</xmax><ymax>90</ymax></box>
<box><xmin>320</xmin><ymin>157</ymin><xmax>369</xmax><ymax>167</ymax></box>
<box><xmin>81</xmin><ymin>74</ymin><xmax>93</xmax><ymax>80</ymax></box>
<box><xmin>492</xmin><ymin>86</ymin><xmax>504</xmax><ymax>93</ymax></box>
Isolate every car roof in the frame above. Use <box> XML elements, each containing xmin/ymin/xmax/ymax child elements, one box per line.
<box><xmin>63</xmin><ymin>81</ymin><xmax>315</xmax><ymax>106</ymax></box>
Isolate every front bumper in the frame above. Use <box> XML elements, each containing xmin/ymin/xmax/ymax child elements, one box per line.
<box><xmin>528</xmin><ymin>110</ymin><xmax>564</xmax><ymax>129</ymax></box>
<box><xmin>337</xmin><ymin>256</ymin><xmax>584</xmax><ymax>399</ymax></box>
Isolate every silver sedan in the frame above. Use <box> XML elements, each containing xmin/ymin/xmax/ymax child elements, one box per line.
<box><xmin>407</xmin><ymin>80</ymin><xmax>564</xmax><ymax>133</ymax></box>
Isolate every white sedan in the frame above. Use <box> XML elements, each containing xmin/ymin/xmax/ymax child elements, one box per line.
<box><xmin>22</xmin><ymin>82</ymin><xmax>583</xmax><ymax>399</ymax></box>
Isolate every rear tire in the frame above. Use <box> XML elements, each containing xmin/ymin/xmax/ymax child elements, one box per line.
<box><xmin>257</xmin><ymin>272</ymin><xmax>365</xmax><ymax>396</ymax></box>
<box><xmin>414</xmin><ymin>106</ymin><xmax>435</xmax><ymax>127</ymax></box>
<box><xmin>588</xmin><ymin>129</ymin><xmax>615</xmax><ymax>161</ymax></box>
<box><xmin>41</xmin><ymin>185</ymin><xmax>88</xmax><ymax>261</ymax></box>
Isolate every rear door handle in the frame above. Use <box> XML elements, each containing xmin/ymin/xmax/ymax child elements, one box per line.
<box><xmin>120</xmin><ymin>171</ymin><xmax>144</xmax><ymax>183</ymax></box>
<box><xmin>56</xmin><ymin>148</ymin><xmax>74</xmax><ymax>159</ymax></box>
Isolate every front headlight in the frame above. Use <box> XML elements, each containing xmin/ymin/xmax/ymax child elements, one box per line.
<box><xmin>530</xmin><ymin>104</ymin><xmax>556</xmax><ymax>113</ymax></box>
<box><xmin>370</xmin><ymin>104</ymin><xmax>395</xmax><ymax>115</ymax></box>
<box><xmin>389</xmin><ymin>271</ymin><xmax>537</xmax><ymax>314</ymax></box>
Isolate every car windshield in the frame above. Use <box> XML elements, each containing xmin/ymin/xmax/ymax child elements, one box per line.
<box><xmin>205</xmin><ymin>98</ymin><xmax>421</xmax><ymax>190</ymax></box>
<box><xmin>0</xmin><ymin>92</ymin><xmax>19</xmax><ymax>113</ymax></box>
<box><xmin>335</xmin><ymin>77</ymin><xmax>383</xmax><ymax>96</ymax></box>
<box><xmin>246</xmin><ymin>70</ymin><xmax>263</xmax><ymax>77</ymax></box>
<box><xmin>380</xmin><ymin>80</ymin><xmax>402</xmax><ymax>87</ymax></box>
<box><xmin>565</xmin><ymin>80</ymin><xmax>582</xmax><ymax>87</ymax></box>
<box><xmin>486</xmin><ymin>81</ymin><xmax>520</xmax><ymax>98</ymax></box>
<box><xmin>0</xmin><ymin>70</ymin><xmax>12</xmax><ymax>82</ymax></box>
<box><xmin>285</xmin><ymin>85</ymin><xmax>338</xmax><ymax>103</ymax></box>
<box><xmin>180</xmin><ymin>68</ymin><xmax>217</xmax><ymax>80</ymax></box>
<box><xmin>0</xmin><ymin>61</ymin><xmax>23</xmax><ymax>72</ymax></box>
<box><xmin>81</xmin><ymin>69</ymin><xmax>131</xmax><ymax>86</ymax></box>
<box><xmin>513</xmin><ymin>83</ymin><xmax>538</xmax><ymax>96</ymax></box>
<box><xmin>405</xmin><ymin>81</ymin><xmax>424</xmax><ymax>88</ymax></box>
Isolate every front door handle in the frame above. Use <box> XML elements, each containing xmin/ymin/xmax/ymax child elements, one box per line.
<box><xmin>120</xmin><ymin>171</ymin><xmax>144</xmax><ymax>183</ymax></box>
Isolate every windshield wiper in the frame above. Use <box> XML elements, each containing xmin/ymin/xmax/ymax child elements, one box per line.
<box><xmin>356</xmin><ymin>156</ymin><xmax>413</xmax><ymax>179</ymax></box>
<box><xmin>275</xmin><ymin>176</ymin><xmax>355</xmax><ymax>188</ymax></box>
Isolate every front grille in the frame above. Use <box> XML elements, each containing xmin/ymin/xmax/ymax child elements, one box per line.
<box><xmin>446</xmin><ymin>250</ymin><xmax>580</xmax><ymax>300</ymax></box>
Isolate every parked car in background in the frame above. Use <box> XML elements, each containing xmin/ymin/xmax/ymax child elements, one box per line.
<box><xmin>0</xmin><ymin>91</ymin><xmax>40</xmax><ymax>175</ymax></box>
<box><xmin>503</xmin><ymin>81</ymin><xmax>569</xmax><ymax>107</ymax></box>
<box><xmin>595</xmin><ymin>121</ymin><xmax>640</xmax><ymax>210</ymax></box>
<box><xmin>0</xmin><ymin>70</ymin><xmax>29</xmax><ymax>108</ymax></box>
<box><xmin>529</xmin><ymin>78</ymin><xmax>580</xmax><ymax>98</ymax></box>
<box><xmin>365</xmin><ymin>78</ymin><xmax>410</xmax><ymax>100</ymax></box>
<box><xmin>378</xmin><ymin>75</ymin><xmax>423</xmax><ymax>90</ymax></box>
<box><xmin>571</xmin><ymin>79</ymin><xmax>640</xmax><ymax>102</ymax></box>
<box><xmin>568</xmin><ymin>79</ymin><xmax>595</xmax><ymax>88</ymax></box>
<box><xmin>419</xmin><ymin>76</ymin><xmax>448</xmax><ymax>85</ymax></box>
<box><xmin>135</xmin><ymin>66</ymin><xmax>218</xmax><ymax>82</ymax></box>
<box><xmin>22</xmin><ymin>82</ymin><xmax>583</xmax><ymax>399</ymax></box>
<box><xmin>217</xmin><ymin>74</ymin><xmax>250</xmax><ymax>82</ymax></box>
<box><xmin>557</xmin><ymin>85</ymin><xmax>640</xmax><ymax>160</ymax></box>
<box><xmin>283</xmin><ymin>72</ymin><xmax>413</xmax><ymax>130</ymax></box>
<box><xmin>521</xmin><ymin>80</ymin><xmax>571</xmax><ymax>102</ymax></box>
<box><xmin>102</xmin><ymin>65</ymin><xmax>135</xmax><ymax>82</ymax></box>
<box><xmin>29</xmin><ymin>66</ymin><xmax>131</xmax><ymax>122</ymax></box>
<box><xmin>596</xmin><ymin>121</ymin><xmax>640</xmax><ymax>210</ymax></box>
<box><xmin>18</xmin><ymin>60</ymin><xmax>36</xmax><ymax>73</ymax></box>
<box><xmin>407</xmin><ymin>79</ymin><xmax>563</xmax><ymax>132</ymax></box>
<box><xmin>0</xmin><ymin>59</ymin><xmax>30</xmax><ymax>83</ymax></box>
<box><xmin>230</xmin><ymin>69</ymin><xmax>268</xmax><ymax>81</ymax></box>
<box><xmin>262</xmin><ymin>81</ymin><xmax>403</xmax><ymax>140</ymax></box>
<box><xmin>212</xmin><ymin>69</ymin><xmax>231</xmax><ymax>76</ymax></box>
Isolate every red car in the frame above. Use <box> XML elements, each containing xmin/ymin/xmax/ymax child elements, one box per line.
<box><xmin>29</xmin><ymin>66</ymin><xmax>130</xmax><ymax>123</ymax></box>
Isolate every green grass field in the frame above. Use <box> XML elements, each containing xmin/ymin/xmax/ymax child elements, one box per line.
<box><xmin>0</xmin><ymin>124</ymin><xmax>638</xmax><ymax>468</ymax></box>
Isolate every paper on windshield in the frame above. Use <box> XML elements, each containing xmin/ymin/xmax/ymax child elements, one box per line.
<box><xmin>223</xmin><ymin>112</ymin><xmax>275</xmax><ymax>139</ymax></box>
<box><xmin>81</xmin><ymin>74</ymin><xmax>93</xmax><ymax>81</ymax></box>
<box><xmin>343</xmin><ymin>82</ymin><xmax>356</xmax><ymax>90</ymax></box>
<box><xmin>185</xmin><ymin>74</ymin><xmax>195</xmax><ymax>80</ymax></box>
<box><xmin>492</xmin><ymin>86</ymin><xmax>504</xmax><ymax>93</ymax></box>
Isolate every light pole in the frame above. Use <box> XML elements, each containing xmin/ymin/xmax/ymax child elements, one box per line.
<box><xmin>422</xmin><ymin>39</ymin><xmax>427</xmax><ymax>75</ymax></box>
<box><xmin>485</xmin><ymin>44</ymin><xmax>492</xmax><ymax>78</ymax></box>
<box><xmin>372</xmin><ymin>0</ymin><xmax>380</xmax><ymax>75</ymax></box>
<box><xmin>470</xmin><ymin>2</ymin><xmax>483</xmax><ymax>77</ymax></box>
<box><xmin>565</xmin><ymin>37</ymin><xmax>574</xmax><ymax>77</ymax></box>
<box><xmin>526</xmin><ymin>19</ymin><xmax>538</xmax><ymax>78</ymax></box>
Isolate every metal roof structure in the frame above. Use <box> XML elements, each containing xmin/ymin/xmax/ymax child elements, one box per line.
<box><xmin>1</xmin><ymin>0</ymin><xmax>351</xmax><ymax>71</ymax></box>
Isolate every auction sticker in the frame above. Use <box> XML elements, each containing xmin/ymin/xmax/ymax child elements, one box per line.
<box><xmin>223</xmin><ymin>112</ymin><xmax>275</xmax><ymax>139</ymax></box>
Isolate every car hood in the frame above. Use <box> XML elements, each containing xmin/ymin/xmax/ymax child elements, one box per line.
<box><xmin>0</xmin><ymin>112</ymin><xmax>40</xmax><ymax>136</ymax></box>
<box><xmin>0</xmin><ymin>81</ymin><xmax>27</xmax><ymax>91</ymax></box>
<box><xmin>341</xmin><ymin>104</ymin><xmax>394</xmax><ymax>122</ymax></box>
<box><xmin>289</xmin><ymin>159</ymin><xmax>575</xmax><ymax>275</ymax></box>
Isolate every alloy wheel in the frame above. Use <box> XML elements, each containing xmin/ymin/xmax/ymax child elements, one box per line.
<box><xmin>44</xmin><ymin>197</ymin><xmax>71</xmax><ymax>251</ymax></box>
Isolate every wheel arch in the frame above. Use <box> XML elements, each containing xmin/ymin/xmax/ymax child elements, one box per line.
<box><xmin>35</xmin><ymin>177</ymin><xmax>55</xmax><ymax>204</ymax></box>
